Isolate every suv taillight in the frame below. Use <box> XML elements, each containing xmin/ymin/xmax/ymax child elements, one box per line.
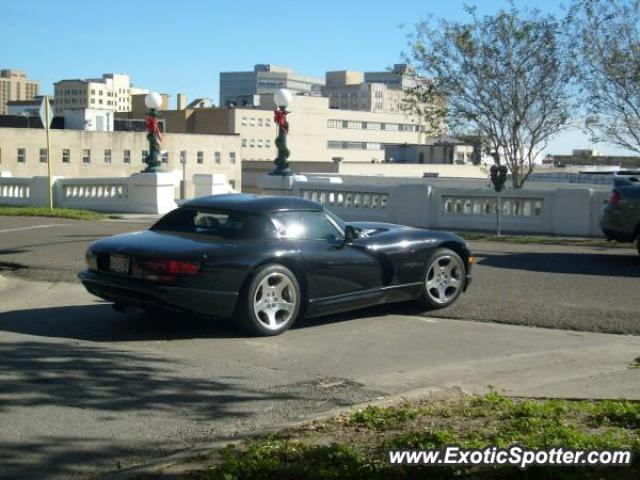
<box><xmin>608</xmin><ymin>190</ymin><xmax>621</xmax><ymax>206</ymax></box>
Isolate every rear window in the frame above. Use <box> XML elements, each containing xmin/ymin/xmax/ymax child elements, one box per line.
<box><xmin>151</xmin><ymin>208</ymin><xmax>277</xmax><ymax>240</ymax></box>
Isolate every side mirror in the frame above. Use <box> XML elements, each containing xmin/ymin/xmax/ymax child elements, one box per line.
<box><xmin>344</xmin><ymin>225</ymin><xmax>360</xmax><ymax>243</ymax></box>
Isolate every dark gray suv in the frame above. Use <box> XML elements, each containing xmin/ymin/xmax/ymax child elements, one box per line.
<box><xmin>601</xmin><ymin>175</ymin><xmax>640</xmax><ymax>255</ymax></box>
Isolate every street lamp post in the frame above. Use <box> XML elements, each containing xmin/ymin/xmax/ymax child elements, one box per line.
<box><xmin>490</xmin><ymin>164</ymin><xmax>508</xmax><ymax>237</ymax></box>
<box><xmin>270</xmin><ymin>88</ymin><xmax>293</xmax><ymax>176</ymax></box>
<box><xmin>143</xmin><ymin>92</ymin><xmax>163</xmax><ymax>173</ymax></box>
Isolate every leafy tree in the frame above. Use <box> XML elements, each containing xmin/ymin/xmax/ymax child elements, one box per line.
<box><xmin>405</xmin><ymin>3</ymin><xmax>576</xmax><ymax>188</ymax></box>
<box><xmin>569</xmin><ymin>0</ymin><xmax>640</xmax><ymax>153</ymax></box>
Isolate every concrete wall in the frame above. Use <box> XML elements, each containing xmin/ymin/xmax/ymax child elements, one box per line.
<box><xmin>257</xmin><ymin>174</ymin><xmax>610</xmax><ymax>237</ymax></box>
<box><xmin>0</xmin><ymin>127</ymin><xmax>242</xmax><ymax>197</ymax></box>
<box><xmin>0</xmin><ymin>172</ymin><xmax>236</xmax><ymax>213</ymax></box>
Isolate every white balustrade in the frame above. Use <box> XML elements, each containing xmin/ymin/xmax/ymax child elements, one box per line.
<box><xmin>0</xmin><ymin>178</ymin><xmax>32</xmax><ymax>206</ymax></box>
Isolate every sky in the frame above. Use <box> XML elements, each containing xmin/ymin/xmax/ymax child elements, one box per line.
<box><xmin>0</xmin><ymin>0</ymin><xmax>633</xmax><ymax>156</ymax></box>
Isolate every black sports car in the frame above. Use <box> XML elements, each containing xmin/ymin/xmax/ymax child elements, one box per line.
<box><xmin>79</xmin><ymin>194</ymin><xmax>473</xmax><ymax>336</ymax></box>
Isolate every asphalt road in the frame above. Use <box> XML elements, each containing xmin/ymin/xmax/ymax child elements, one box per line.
<box><xmin>1</xmin><ymin>215</ymin><xmax>639</xmax><ymax>479</ymax></box>
<box><xmin>1</xmin><ymin>215</ymin><xmax>638</xmax><ymax>334</ymax></box>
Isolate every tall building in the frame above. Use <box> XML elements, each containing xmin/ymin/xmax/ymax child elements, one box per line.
<box><xmin>0</xmin><ymin>69</ymin><xmax>40</xmax><ymax>115</ymax></box>
<box><xmin>322</xmin><ymin>64</ymin><xmax>416</xmax><ymax>114</ymax></box>
<box><xmin>220</xmin><ymin>64</ymin><xmax>324</xmax><ymax>107</ymax></box>
<box><xmin>53</xmin><ymin>73</ymin><xmax>148</xmax><ymax>113</ymax></box>
<box><xmin>322</xmin><ymin>71</ymin><xmax>405</xmax><ymax>113</ymax></box>
<box><xmin>364</xmin><ymin>64</ymin><xmax>416</xmax><ymax>90</ymax></box>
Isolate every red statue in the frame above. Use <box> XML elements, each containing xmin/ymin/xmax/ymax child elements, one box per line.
<box><xmin>145</xmin><ymin>115</ymin><xmax>163</xmax><ymax>143</ymax></box>
<box><xmin>274</xmin><ymin>108</ymin><xmax>289</xmax><ymax>134</ymax></box>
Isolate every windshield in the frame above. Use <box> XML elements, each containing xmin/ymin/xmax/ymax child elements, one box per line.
<box><xmin>151</xmin><ymin>208</ymin><xmax>277</xmax><ymax>240</ymax></box>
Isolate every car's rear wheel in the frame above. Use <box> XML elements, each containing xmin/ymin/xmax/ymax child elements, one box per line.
<box><xmin>240</xmin><ymin>264</ymin><xmax>301</xmax><ymax>336</ymax></box>
<box><xmin>418</xmin><ymin>248</ymin><xmax>466</xmax><ymax>309</ymax></box>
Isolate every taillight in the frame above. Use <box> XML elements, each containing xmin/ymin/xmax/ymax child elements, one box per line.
<box><xmin>144</xmin><ymin>259</ymin><xmax>200</xmax><ymax>281</ymax></box>
<box><xmin>608</xmin><ymin>190</ymin><xmax>620</xmax><ymax>206</ymax></box>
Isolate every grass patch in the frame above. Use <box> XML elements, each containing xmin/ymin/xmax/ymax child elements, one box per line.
<box><xmin>192</xmin><ymin>392</ymin><xmax>639</xmax><ymax>479</ymax></box>
<box><xmin>0</xmin><ymin>206</ymin><xmax>104</xmax><ymax>220</ymax></box>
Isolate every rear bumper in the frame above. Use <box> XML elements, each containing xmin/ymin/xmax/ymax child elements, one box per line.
<box><xmin>78</xmin><ymin>270</ymin><xmax>238</xmax><ymax>318</ymax></box>
<box><xmin>600</xmin><ymin>207</ymin><xmax>636</xmax><ymax>242</ymax></box>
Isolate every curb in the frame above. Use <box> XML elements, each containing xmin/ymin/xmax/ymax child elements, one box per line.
<box><xmin>103</xmin><ymin>385</ymin><xmax>472</xmax><ymax>479</ymax></box>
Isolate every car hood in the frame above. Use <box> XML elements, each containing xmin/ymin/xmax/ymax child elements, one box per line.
<box><xmin>350</xmin><ymin>221</ymin><xmax>467</xmax><ymax>245</ymax></box>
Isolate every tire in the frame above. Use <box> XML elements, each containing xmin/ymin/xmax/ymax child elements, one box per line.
<box><xmin>239</xmin><ymin>264</ymin><xmax>302</xmax><ymax>336</ymax></box>
<box><xmin>418</xmin><ymin>248</ymin><xmax>466</xmax><ymax>309</ymax></box>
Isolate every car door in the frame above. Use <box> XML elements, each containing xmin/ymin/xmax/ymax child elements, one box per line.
<box><xmin>272</xmin><ymin>210</ymin><xmax>383</xmax><ymax>300</ymax></box>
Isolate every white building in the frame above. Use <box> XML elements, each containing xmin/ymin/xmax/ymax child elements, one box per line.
<box><xmin>54</xmin><ymin>73</ymin><xmax>148</xmax><ymax>113</ymax></box>
<box><xmin>62</xmin><ymin>108</ymin><xmax>114</xmax><ymax>132</ymax></box>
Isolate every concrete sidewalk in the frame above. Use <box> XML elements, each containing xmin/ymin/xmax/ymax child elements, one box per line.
<box><xmin>1</xmin><ymin>274</ymin><xmax>638</xmax><ymax>401</ymax></box>
<box><xmin>1</xmin><ymin>274</ymin><xmax>639</xmax><ymax>479</ymax></box>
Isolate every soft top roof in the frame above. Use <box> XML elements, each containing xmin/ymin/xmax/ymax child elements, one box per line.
<box><xmin>181</xmin><ymin>193</ymin><xmax>322</xmax><ymax>214</ymax></box>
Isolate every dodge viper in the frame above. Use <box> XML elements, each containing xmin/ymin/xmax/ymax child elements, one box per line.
<box><xmin>79</xmin><ymin>194</ymin><xmax>473</xmax><ymax>335</ymax></box>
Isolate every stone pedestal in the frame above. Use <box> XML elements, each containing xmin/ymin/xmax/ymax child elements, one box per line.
<box><xmin>193</xmin><ymin>173</ymin><xmax>234</xmax><ymax>198</ymax></box>
<box><xmin>256</xmin><ymin>174</ymin><xmax>307</xmax><ymax>196</ymax></box>
<box><xmin>128</xmin><ymin>172</ymin><xmax>178</xmax><ymax>214</ymax></box>
<box><xmin>31</xmin><ymin>176</ymin><xmax>64</xmax><ymax>207</ymax></box>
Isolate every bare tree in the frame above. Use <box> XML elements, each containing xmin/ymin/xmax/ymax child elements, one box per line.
<box><xmin>405</xmin><ymin>3</ymin><xmax>575</xmax><ymax>188</ymax></box>
<box><xmin>569</xmin><ymin>0</ymin><xmax>640</xmax><ymax>153</ymax></box>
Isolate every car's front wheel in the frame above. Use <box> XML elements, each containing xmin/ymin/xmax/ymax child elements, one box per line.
<box><xmin>418</xmin><ymin>248</ymin><xmax>466</xmax><ymax>309</ymax></box>
<box><xmin>240</xmin><ymin>264</ymin><xmax>301</xmax><ymax>336</ymax></box>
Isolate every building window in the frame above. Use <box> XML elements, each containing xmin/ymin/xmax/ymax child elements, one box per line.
<box><xmin>249</xmin><ymin>139</ymin><xmax>255</xmax><ymax>147</ymax></box>
<box><xmin>265</xmin><ymin>119</ymin><xmax>271</xmax><ymax>127</ymax></box>
<box><xmin>242</xmin><ymin>138</ymin><xmax>247</xmax><ymax>147</ymax></box>
<box><xmin>161</xmin><ymin>151</ymin><xmax>168</xmax><ymax>164</ymax></box>
<box><xmin>123</xmin><ymin>149</ymin><xmax>131</xmax><ymax>164</ymax></box>
<box><xmin>82</xmin><ymin>149</ymin><xmax>91</xmax><ymax>164</ymax></box>
<box><xmin>250</xmin><ymin>117</ymin><xmax>256</xmax><ymax>126</ymax></box>
<box><xmin>265</xmin><ymin>139</ymin><xmax>271</xmax><ymax>148</ymax></box>
<box><xmin>104</xmin><ymin>149</ymin><xmax>111</xmax><ymax>164</ymax></box>
<box><xmin>180</xmin><ymin>150</ymin><xmax>187</xmax><ymax>163</ymax></box>
<box><xmin>214</xmin><ymin>151</ymin><xmax>221</xmax><ymax>164</ymax></box>
<box><xmin>347</xmin><ymin>121</ymin><xmax>362</xmax><ymax>129</ymax></box>
<box><xmin>367</xmin><ymin>122</ymin><xmax>381</xmax><ymax>130</ymax></box>
<box><xmin>17</xmin><ymin>148</ymin><xmax>26</xmax><ymax>163</ymax></box>
<box><xmin>241</xmin><ymin>117</ymin><xmax>247</xmax><ymax>126</ymax></box>
<box><xmin>39</xmin><ymin>148</ymin><xmax>47</xmax><ymax>163</ymax></box>
<box><xmin>62</xmin><ymin>149</ymin><xmax>70</xmax><ymax>163</ymax></box>
<box><xmin>142</xmin><ymin>150</ymin><xmax>148</xmax><ymax>163</ymax></box>
<box><xmin>197</xmin><ymin>151</ymin><xmax>204</xmax><ymax>164</ymax></box>
<box><xmin>229</xmin><ymin>152</ymin><xmax>236</xmax><ymax>164</ymax></box>
<box><xmin>229</xmin><ymin>180</ymin><xmax>236</xmax><ymax>189</ymax></box>
<box><xmin>328</xmin><ymin>119</ymin><xmax>341</xmax><ymax>128</ymax></box>
<box><xmin>258</xmin><ymin>118</ymin><xmax>263</xmax><ymax>127</ymax></box>
<box><xmin>257</xmin><ymin>139</ymin><xmax>263</xmax><ymax>148</ymax></box>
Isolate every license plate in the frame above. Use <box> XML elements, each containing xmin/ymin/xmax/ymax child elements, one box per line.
<box><xmin>109</xmin><ymin>254</ymin><xmax>130</xmax><ymax>274</ymax></box>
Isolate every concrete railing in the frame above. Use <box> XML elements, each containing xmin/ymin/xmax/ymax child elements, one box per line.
<box><xmin>0</xmin><ymin>173</ymin><xmax>235</xmax><ymax>214</ymax></box>
<box><xmin>258</xmin><ymin>174</ymin><xmax>610</xmax><ymax>237</ymax></box>
<box><xmin>58</xmin><ymin>178</ymin><xmax>130</xmax><ymax>212</ymax></box>
<box><xmin>0</xmin><ymin>174</ymin><xmax>180</xmax><ymax>214</ymax></box>
<box><xmin>0</xmin><ymin>177</ymin><xmax>32</xmax><ymax>206</ymax></box>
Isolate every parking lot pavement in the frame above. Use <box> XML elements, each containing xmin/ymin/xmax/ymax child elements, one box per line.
<box><xmin>0</xmin><ymin>274</ymin><xmax>639</xmax><ymax>479</ymax></box>
<box><xmin>1</xmin><ymin>216</ymin><xmax>638</xmax><ymax>334</ymax></box>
